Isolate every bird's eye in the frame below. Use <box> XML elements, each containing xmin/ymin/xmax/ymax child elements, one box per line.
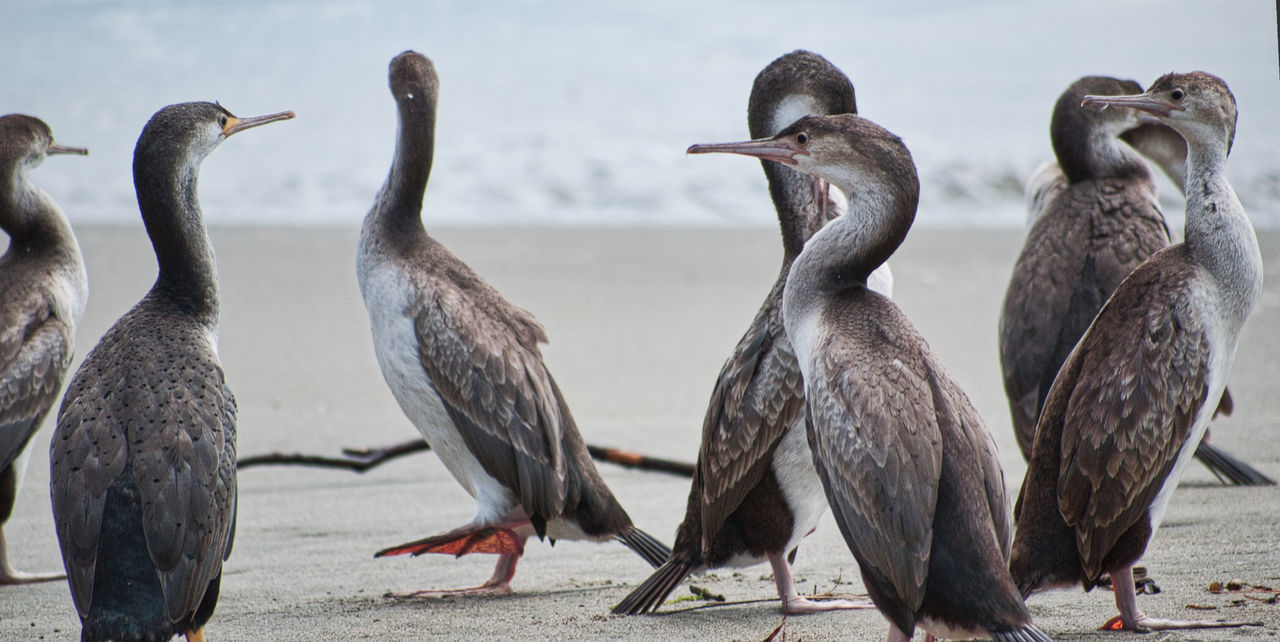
<box><xmin>1170</xmin><ymin>88</ymin><xmax>1185</xmax><ymax>102</ymax></box>
<box><xmin>218</xmin><ymin>115</ymin><xmax>228</xmax><ymax>128</ymax></box>
<box><xmin>796</xmin><ymin>132</ymin><xmax>809</xmax><ymax>145</ymax></box>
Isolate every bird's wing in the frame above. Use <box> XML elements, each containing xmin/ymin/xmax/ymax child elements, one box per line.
<box><xmin>1000</xmin><ymin>182</ymin><xmax>1169</xmax><ymax>460</ymax></box>
<box><xmin>696</xmin><ymin>288</ymin><xmax>805</xmax><ymax>551</ymax></box>
<box><xmin>1052</xmin><ymin>251</ymin><xmax>1207</xmax><ymax>580</ymax></box>
<box><xmin>1</xmin><ymin>291</ymin><xmax>73</xmax><ymax>467</ymax></box>
<box><xmin>412</xmin><ymin>268</ymin><xmax>570</xmax><ymax>527</ymax></box>
<box><xmin>51</xmin><ymin>318</ymin><xmax>237</xmax><ymax>621</ymax></box>
<box><xmin>807</xmin><ymin>327</ymin><xmax>942</xmax><ymax>616</ymax></box>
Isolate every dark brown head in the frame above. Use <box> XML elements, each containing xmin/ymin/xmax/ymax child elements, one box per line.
<box><xmin>1051</xmin><ymin>76</ymin><xmax>1154</xmax><ymax>183</ymax></box>
<box><xmin>389</xmin><ymin>51</ymin><xmax>439</xmax><ymax>120</ymax></box>
<box><xmin>1082</xmin><ymin>71</ymin><xmax>1236</xmax><ymax>155</ymax></box>
<box><xmin>0</xmin><ymin>113</ymin><xmax>87</xmax><ymax>170</ymax></box>
<box><xmin>747</xmin><ymin>50</ymin><xmax>857</xmax><ymax>140</ymax></box>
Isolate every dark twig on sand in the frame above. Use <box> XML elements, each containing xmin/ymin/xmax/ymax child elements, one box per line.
<box><xmin>239</xmin><ymin>437</ymin><xmax>697</xmax><ymax>478</ymax></box>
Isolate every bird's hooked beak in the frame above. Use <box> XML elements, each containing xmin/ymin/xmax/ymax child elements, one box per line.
<box><xmin>48</xmin><ymin>144</ymin><xmax>89</xmax><ymax>156</ymax></box>
<box><xmin>687</xmin><ymin>136</ymin><xmax>807</xmax><ymax>166</ymax></box>
<box><xmin>222</xmin><ymin>110</ymin><xmax>296</xmax><ymax>137</ymax></box>
<box><xmin>1081</xmin><ymin>92</ymin><xmax>1184</xmax><ymax>118</ymax></box>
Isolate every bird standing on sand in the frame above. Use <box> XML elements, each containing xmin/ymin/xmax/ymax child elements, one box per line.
<box><xmin>1002</xmin><ymin>76</ymin><xmax>1271</xmax><ymax>486</ymax></box>
<box><xmin>0</xmin><ymin>114</ymin><xmax>87</xmax><ymax>584</ymax></box>
<box><xmin>689</xmin><ymin>115</ymin><xmax>1051</xmax><ymax>641</ymax></box>
<box><xmin>1010</xmin><ymin>71</ymin><xmax>1264</xmax><ymax>632</ymax></box>
<box><xmin>615</xmin><ymin>50</ymin><xmax>880</xmax><ymax>616</ymax></box>
<box><xmin>50</xmin><ymin>102</ymin><xmax>293</xmax><ymax>641</ymax></box>
<box><xmin>358</xmin><ymin>51</ymin><xmax>668</xmax><ymax>598</ymax></box>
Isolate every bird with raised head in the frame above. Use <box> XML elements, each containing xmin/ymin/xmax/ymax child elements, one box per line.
<box><xmin>358</xmin><ymin>50</ymin><xmax>669</xmax><ymax>599</ymax></box>
<box><xmin>1009</xmin><ymin>71</ymin><xmax>1264</xmax><ymax>633</ymax></box>
<box><xmin>689</xmin><ymin>114</ymin><xmax>1051</xmax><ymax>642</ymax></box>
<box><xmin>615</xmin><ymin>50</ymin><xmax>881</xmax><ymax>616</ymax></box>
<box><xmin>50</xmin><ymin>101</ymin><xmax>293</xmax><ymax>642</ymax></box>
<box><xmin>0</xmin><ymin>113</ymin><xmax>87</xmax><ymax>585</ymax></box>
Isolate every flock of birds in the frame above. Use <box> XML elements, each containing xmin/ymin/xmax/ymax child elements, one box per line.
<box><xmin>0</xmin><ymin>47</ymin><xmax>1269</xmax><ymax>641</ymax></box>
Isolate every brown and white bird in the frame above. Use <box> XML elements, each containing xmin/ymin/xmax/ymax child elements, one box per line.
<box><xmin>1002</xmin><ymin>75</ymin><xmax>1271</xmax><ymax>486</ymax></box>
<box><xmin>50</xmin><ymin>102</ymin><xmax>293</xmax><ymax>641</ymax></box>
<box><xmin>689</xmin><ymin>115</ymin><xmax>1051</xmax><ymax>641</ymax></box>
<box><xmin>1010</xmin><ymin>71</ymin><xmax>1264</xmax><ymax>632</ymax></box>
<box><xmin>614</xmin><ymin>50</ymin><xmax>881</xmax><ymax>616</ymax></box>
<box><xmin>358</xmin><ymin>51</ymin><xmax>668</xmax><ymax>598</ymax></box>
<box><xmin>0</xmin><ymin>114</ymin><xmax>86</xmax><ymax>584</ymax></box>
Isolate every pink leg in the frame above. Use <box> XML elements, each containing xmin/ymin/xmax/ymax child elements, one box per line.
<box><xmin>0</xmin><ymin>530</ymin><xmax>64</xmax><ymax>585</ymax></box>
<box><xmin>886</xmin><ymin>624</ymin><xmax>911</xmax><ymax>642</ymax></box>
<box><xmin>388</xmin><ymin>551</ymin><xmax>523</xmax><ymax>599</ymax></box>
<box><xmin>768</xmin><ymin>552</ymin><xmax>874</xmax><ymax>614</ymax></box>
<box><xmin>1101</xmin><ymin>566</ymin><xmax>1263</xmax><ymax>631</ymax></box>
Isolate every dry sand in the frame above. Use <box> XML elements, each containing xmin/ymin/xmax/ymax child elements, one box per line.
<box><xmin>1</xmin><ymin>225</ymin><xmax>1277</xmax><ymax>641</ymax></box>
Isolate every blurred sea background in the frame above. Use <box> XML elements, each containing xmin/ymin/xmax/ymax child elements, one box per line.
<box><xmin>4</xmin><ymin>0</ymin><xmax>1278</xmax><ymax>228</ymax></box>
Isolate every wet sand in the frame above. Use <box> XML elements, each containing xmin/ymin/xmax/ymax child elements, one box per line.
<box><xmin>2</xmin><ymin>225</ymin><xmax>1277</xmax><ymax>641</ymax></box>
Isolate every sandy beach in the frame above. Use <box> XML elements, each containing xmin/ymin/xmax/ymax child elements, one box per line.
<box><xmin>1</xmin><ymin>224</ymin><xmax>1277</xmax><ymax>641</ymax></box>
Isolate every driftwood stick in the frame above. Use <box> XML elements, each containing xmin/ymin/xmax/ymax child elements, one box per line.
<box><xmin>239</xmin><ymin>438</ymin><xmax>696</xmax><ymax>478</ymax></box>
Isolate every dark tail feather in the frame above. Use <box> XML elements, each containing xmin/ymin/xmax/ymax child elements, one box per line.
<box><xmin>612</xmin><ymin>557</ymin><xmax>694</xmax><ymax>615</ymax></box>
<box><xmin>614</xmin><ymin>526</ymin><xmax>671</xmax><ymax>568</ymax></box>
<box><xmin>992</xmin><ymin>624</ymin><xmax>1055</xmax><ymax>642</ymax></box>
<box><xmin>1194</xmin><ymin>440</ymin><xmax>1276</xmax><ymax>486</ymax></box>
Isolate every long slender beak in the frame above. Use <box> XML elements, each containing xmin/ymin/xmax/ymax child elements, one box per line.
<box><xmin>48</xmin><ymin>143</ymin><xmax>89</xmax><ymax>156</ymax></box>
<box><xmin>223</xmin><ymin>110</ymin><xmax>296</xmax><ymax>137</ymax></box>
<box><xmin>1081</xmin><ymin>93</ymin><xmax>1183</xmax><ymax>118</ymax></box>
<box><xmin>686</xmin><ymin>137</ymin><xmax>806</xmax><ymax>166</ymax></box>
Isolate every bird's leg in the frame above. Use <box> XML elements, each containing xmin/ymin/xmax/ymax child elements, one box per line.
<box><xmin>768</xmin><ymin>552</ymin><xmax>874</xmax><ymax>614</ymax></box>
<box><xmin>185</xmin><ymin>627</ymin><xmax>206</xmax><ymax>642</ymax></box>
<box><xmin>387</xmin><ymin>552</ymin><xmax>523</xmax><ymax>599</ymax></box>
<box><xmin>1100</xmin><ymin>566</ymin><xmax>1263</xmax><ymax>631</ymax></box>
<box><xmin>0</xmin><ymin>530</ymin><xmax>65</xmax><ymax>584</ymax></box>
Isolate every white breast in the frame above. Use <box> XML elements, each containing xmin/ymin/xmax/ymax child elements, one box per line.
<box><xmin>359</xmin><ymin>261</ymin><xmax>519</xmax><ymax>526</ymax></box>
<box><xmin>771</xmin><ymin>414</ymin><xmax>828</xmax><ymax>555</ymax></box>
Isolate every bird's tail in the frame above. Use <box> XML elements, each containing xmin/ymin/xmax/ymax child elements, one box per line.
<box><xmin>612</xmin><ymin>556</ymin><xmax>694</xmax><ymax>615</ymax></box>
<box><xmin>613</xmin><ymin>526</ymin><xmax>671</xmax><ymax>568</ymax></box>
<box><xmin>992</xmin><ymin>624</ymin><xmax>1055</xmax><ymax>642</ymax></box>
<box><xmin>1194</xmin><ymin>441</ymin><xmax>1276</xmax><ymax>486</ymax></box>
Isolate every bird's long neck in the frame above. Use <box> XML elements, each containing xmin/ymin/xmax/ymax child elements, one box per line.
<box><xmin>134</xmin><ymin>149</ymin><xmax>219</xmax><ymax>324</ymax></box>
<box><xmin>371</xmin><ymin>104</ymin><xmax>436</xmax><ymax>240</ymax></box>
<box><xmin>1057</xmin><ymin>126</ymin><xmax>1151</xmax><ymax>185</ymax></box>
<box><xmin>787</xmin><ymin>168</ymin><xmax>915</xmax><ymax>299</ymax></box>
<box><xmin>1183</xmin><ymin>140</ymin><xmax>1262</xmax><ymax>330</ymax></box>
<box><xmin>0</xmin><ymin>159</ymin><xmax>79</xmax><ymax>263</ymax></box>
<box><xmin>765</xmin><ymin>161</ymin><xmax>837</xmax><ymax>263</ymax></box>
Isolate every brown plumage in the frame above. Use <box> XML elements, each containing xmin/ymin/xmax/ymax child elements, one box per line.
<box><xmin>359</xmin><ymin>51</ymin><xmax>668</xmax><ymax>598</ymax></box>
<box><xmin>616</xmin><ymin>50</ymin><xmax>877</xmax><ymax>616</ymax></box>
<box><xmin>50</xmin><ymin>102</ymin><xmax>292</xmax><ymax>641</ymax></box>
<box><xmin>1011</xmin><ymin>71</ymin><xmax>1264</xmax><ymax>632</ymax></box>
<box><xmin>0</xmin><ymin>114</ymin><xmax>86</xmax><ymax>584</ymax></box>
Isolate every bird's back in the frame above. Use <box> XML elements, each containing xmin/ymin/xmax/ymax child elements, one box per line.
<box><xmin>52</xmin><ymin>296</ymin><xmax>237</xmax><ymax>638</ymax></box>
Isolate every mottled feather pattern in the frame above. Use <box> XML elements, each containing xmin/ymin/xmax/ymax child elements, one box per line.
<box><xmin>1053</xmin><ymin>250</ymin><xmax>1208</xmax><ymax>580</ymax></box>
<box><xmin>51</xmin><ymin>299</ymin><xmax>237</xmax><ymax>621</ymax></box>
<box><xmin>408</xmin><ymin>239</ymin><xmax>574</xmax><ymax>526</ymax></box>
<box><xmin>807</xmin><ymin>293</ymin><xmax>942</xmax><ymax>614</ymax></box>
<box><xmin>0</xmin><ymin>289</ymin><xmax>73</xmax><ymax>467</ymax></box>
<box><xmin>1001</xmin><ymin>177</ymin><xmax>1170</xmax><ymax>457</ymax></box>
<box><xmin>697</xmin><ymin>275</ymin><xmax>806</xmax><ymax>551</ymax></box>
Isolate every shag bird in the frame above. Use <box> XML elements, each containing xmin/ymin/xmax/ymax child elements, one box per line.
<box><xmin>1002</xmin><ymin>76</ymin><xmax>1272</xmax><ymax>486</ymax></box>
<box><xmin>689</xmin><ymin>115</ymin><xmax>1051</xmax><ymax>641</ymax></box>
<box><xmin>614</xmin><ymin>50</ymin><xmax>881</xmax><ymax>616</ymax></box>
<box><xmin>358</xmin><ymin>51</ymin><xmax>669</xmax><ymax>598</ymax></box>
<box><xmin>1010</xmin><ymin>71</ymin><xmax>1264</xmax><ymax>632</ymax></box>
<box><xmin>50</xmin><ymin>102</ymin><xmax>293</xmax><ymax>641</ymax></box>
<box><xmin>0</xmin><ymin>114</ymin><xmax>87</xmax><ymax>584</ymax></box>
